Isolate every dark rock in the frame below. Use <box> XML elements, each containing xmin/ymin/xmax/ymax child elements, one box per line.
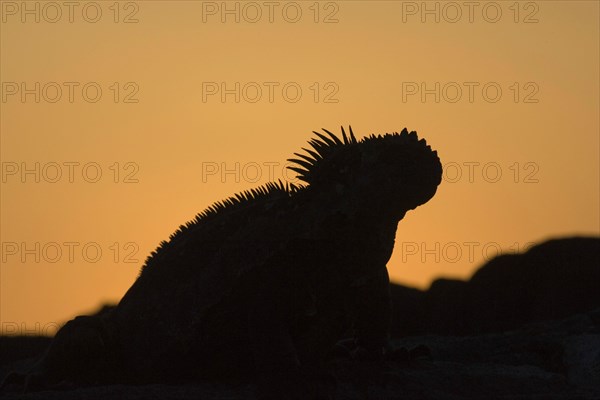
<box><xmin>389</xmin><ymin>284</ymin><xmax>425</xmax><ymax>337</ymax></box>
<box><xmin>391</xmin><ymin>236</ymin><xmax>600</xmax><ymax>337</ymax></box>
<box><xmin>425</xmin><ymin>278</ymin><xmax>469</xmax><ymax>335</ymax></box>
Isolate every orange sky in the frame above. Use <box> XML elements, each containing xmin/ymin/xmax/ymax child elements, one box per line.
<box><xmin>1</xmin><ymin>1</ymin><xmax>599</xmax><ymax>335</ymax></box>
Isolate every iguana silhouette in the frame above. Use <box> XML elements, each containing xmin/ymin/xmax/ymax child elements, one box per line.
<box><xmin>3</xmin><ymin>126</ymin><xmax>442</xmax><ymax>399</ymax></box>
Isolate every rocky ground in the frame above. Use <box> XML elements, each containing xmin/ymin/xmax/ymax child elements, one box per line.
<box><xmin>2</xmin><ymin>307</ymin><xmax>599</xmax><ymax>399</ymax></box>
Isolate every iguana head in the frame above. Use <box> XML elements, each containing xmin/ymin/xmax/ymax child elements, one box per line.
<box><xmin>288</xmin><ymin>126</ymin><xmax>442</xmax><ymax>220</ymax></box>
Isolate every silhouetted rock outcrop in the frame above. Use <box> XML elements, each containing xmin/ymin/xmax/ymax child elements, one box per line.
<box><xmin>425</xmin><ymin>278</ymin><xmax>469</xmax><ymax>334</ymax></box>
<box><xmin>391</xmin><ymin>236</ymin><xmax>600</xmax><ymax>336</ymax></box>
<box><xmin>389</xmin><ymin>284</ymin><xmax>425</xmax><ymax>337</ymax></box>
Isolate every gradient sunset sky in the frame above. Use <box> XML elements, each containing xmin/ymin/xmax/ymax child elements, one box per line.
<box><xmin>1</xmin><ymin>1</ymin><xmax>599</xmax><ymax>334</ymax></box>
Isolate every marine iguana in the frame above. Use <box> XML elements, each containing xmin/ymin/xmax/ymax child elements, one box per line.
<box><xmin>4</xmin><ymin>126</ymin><xmax>442</xmax><ymax>398</ymax></box>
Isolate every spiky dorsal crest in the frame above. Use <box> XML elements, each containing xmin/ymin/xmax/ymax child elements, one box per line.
<box><xmin>288</xmin><ymin>126</ymin><xmax>358</xmax><ymax>184</ymax></box>
<box><xmin>142</xmin><ymin>180</ymin><xmax>298</xmax><ymax>270</ymax></box>
<box><xmin>288</xmin><ymin>126</ymin><xmax>434</xmax><ymax>185</ymax></box>
<box><xmin>190</xmin><ymin>180</ymin><xmax>297</xmax><ymax>225</ymax></box>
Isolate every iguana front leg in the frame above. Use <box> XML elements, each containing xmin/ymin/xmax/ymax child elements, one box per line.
<box><xmin>248</xmin><ymin>274</ymin><xmax>304</xmax><ymax>400</ymax></box>
<box><xmin>350</xmin><ymin>266</ymin><xmax>392</xmax><ymax>357</ymax></box>
<box><xmin>248</xmin><ymin>264</ymin><xmax>334</xmax><ymax>400</ymax></box>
